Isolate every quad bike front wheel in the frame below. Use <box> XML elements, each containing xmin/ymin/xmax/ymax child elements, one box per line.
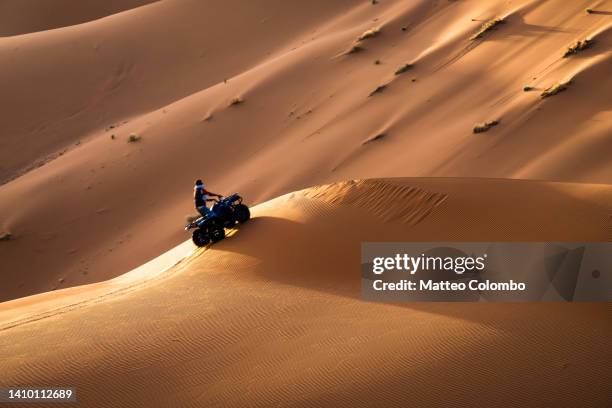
<box><xmin>234</xmin><ymin>204</ymin><xmax>250</xmax><ymax>223</ymax></box>
<box><xmin>210</xmin><ymin>225</ymin><xmax>226</xmax><ymax>243</ymax></box>
<box><xmin>192</xmin><ymin>229</ymin><xmax>210</xmax><ymax>247</ymax></box>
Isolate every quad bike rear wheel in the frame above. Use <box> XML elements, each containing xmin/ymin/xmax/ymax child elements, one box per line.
<box><xmin>192</xmin><ymin>229</ymin><xmax>210</xmax><ymax>247</ymax></box>
<box><xmin>234</xmin><ymin>204</ymin><xmax>250</xmax><ymax>223</ymax></box>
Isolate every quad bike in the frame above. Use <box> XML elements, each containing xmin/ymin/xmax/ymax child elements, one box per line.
<box><xmin>185</xmin><ymin>193</ymin><xmax>250</xmax><ymax>247</ymax></box>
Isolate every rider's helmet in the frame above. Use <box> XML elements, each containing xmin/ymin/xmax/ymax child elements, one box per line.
<box><xmin>195</xmin><ymin>179</ymin><xmax>203</xmax><ymax>189</ymax></box>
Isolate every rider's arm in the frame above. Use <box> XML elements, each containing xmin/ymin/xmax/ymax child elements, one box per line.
<box><xmin>203</xmin><ymin>189</ymin><xmax>223</xmax><ymax>199</ymax></box>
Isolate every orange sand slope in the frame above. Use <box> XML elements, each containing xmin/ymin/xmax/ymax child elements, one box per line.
<box><xmin>1</xmin><ymin>179</ymin><xmax>611</xmax><ymax>408</ymax></box>
<box><xmin>0</xmin><ymin>0</ymin><xmax>160</xmax><ymax>37</ymax></box>
<box><xmin>1</xmin><ymin>0</ymin><xmax>611</xmax><ymax>301</ymax></box>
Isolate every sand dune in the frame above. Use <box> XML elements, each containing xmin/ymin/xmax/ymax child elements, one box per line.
<box><xmin>1</xmin><ymin>0</ymin><xmax>611</xmax><ymax>301</ymax></box>
<box><xmin>1</xmin><ymin>178</ymin><xmax>610</xmax><ymax>407</ymax></box>
<box><xmin>0</xmin><ymin>1</ymin><xmax>611</xmax><ymax>405</ymax></box>
<box><xmin>0</xmin><ymin>0</ymin><xmax>160</xmax><ymax>37</ymax></box>
<box><xmin>0</xmin><ymin>0</ymin><xmax>357</xmax><ymax>182</ymax></box>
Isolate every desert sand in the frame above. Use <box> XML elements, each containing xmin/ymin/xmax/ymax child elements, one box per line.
<box><xmin>1</xmin><ymin>0</ymin><xmax>611</xmax><ymax>301</ymax></box>
<box><xmin>0</xmin><ymin>0</ymin><xmax>611</xmax><ymax>406</ymax></box>
<box><xmin>1</xmin><ymin>178</ymin><xmax>611</xmax><ymax>407</ymax></box>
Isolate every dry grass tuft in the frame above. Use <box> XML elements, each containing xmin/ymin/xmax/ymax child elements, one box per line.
<box><xmin>563</xmin><ymin>39</ymin><xmax>593</xmax><ymax>57</ymax></box>
<box><xmin>470</xmin><ymin>17</ymin><xmax>505</xmax><ymax>40</ymax></box>
<box><xmin>541</xmin><ymin>81</ymin><xmax>571</xmax><ymax>98</ymax></box>
<box><xmin>358</xmin><ymin>27</ymin><xmax>380</xmax><ymax>41</ymax></box>
<box><xmin>346</xmin><ymin>44</ymin><xmax>365</xmax><ymax>54</ymax></box>
<box><xmin>369</xmin><ymin>84</ymin><xmax>387</xmax><ymax>96</ymax></box>
<box><xmin>473</xmin><ymin>120</ymin><xmax>500</xmax><ymax>133</ymax></box>
<box><xmin>229</xmin><ymin>97</ymin><xmax>243</xmax><ymax>106</ymax></box>
<box><xmin>363</xmin><ymin>133</ymin><xmax>386</xmax><ymax>144</ymax></box>
<box><xmin>394</xmin><ymin>63</ymin><xmax>414</xmax><ymax>75</ymax></box>
<box><xmin>127</xmin><ymin>134</ymin><xmax>141</xmax><ymax>143</ymax></box>
<box><xmin>0</xmin><ymin>232</ymin><xmax>12</xmax><ymax>241</ymax></box>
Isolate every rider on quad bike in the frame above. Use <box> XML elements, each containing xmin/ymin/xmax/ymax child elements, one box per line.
<box><xmin>186</xmin><ymin>179</ymin><xmax>251</xmax><ymax>247</ymax></box>
<box><xmin>194</xmin><ymin>179</ymin><xmax>223</xmax><ymax>217</ymax></box>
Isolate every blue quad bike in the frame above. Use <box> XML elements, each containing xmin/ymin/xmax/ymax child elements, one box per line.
<box><xmin>185</xmin><ymin>193</ymin><xmax>250</xmax><ymax>247</ymax></box>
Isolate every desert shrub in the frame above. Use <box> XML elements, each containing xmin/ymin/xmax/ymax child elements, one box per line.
<box><xmin>363</xmin><ymin>133</ymin><xmax>386</xmax><ymax>144</ymax></box>
<box><xmin>394</xmin><ymin>63</ymin><xmax>414</xmax><ymax>75</ymax></box>
<box><xmin>563</xmin><ymin>39</ymin><xmax>593</xmax><ymax>57</ymax></box>
<box><xmin>473</xmin><ymin>120</ymin><xmax>499</xmax><ymax>133</ymax></box>
<box><xmin>230</xmin><ymin>97</ymin><xmax>243</xmax><ymax>106</ymax></box>
<box><xmin>369</xmin><ymin>84</ymin><xmax>387</xmax><ymax>96</ymax></box>
<box><xmin>347</xmin><ymin>44</ymin><xmax>365</xmax><ymax>54</ymax></box>
<box><xmin>470</xmin><ymin>17</ymin><xmax>505</xmax><ymax>40</ymax></box>
<box><xmin>541</xmin><ymin>81</ymin><xmax>571</xmax><ymax>98</ymax></box>
<box><xmin>358</xmin><ymin>27</ymin><xmax>380</xmax><ymax>41</ymax></box>
<box><xmin>127</xmin><ymin>134</ymin><xmax>141</xmax><ymax>143</ymax></box>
